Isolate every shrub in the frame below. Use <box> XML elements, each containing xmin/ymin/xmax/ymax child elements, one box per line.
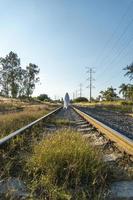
<box><xmin>120</xmin><ymin>101</ymin><xmax>133</xmax><ymax>106</ymax></box>
<box><xmin>73</xmin><ymin>97</ymin><xmax>88</xmax><ymax>103</ymax></box>
<box><xmin>27</xmin><ymin>130</ymin><xmax>108</xmax><ymax>199</ymax></box>
<box><xmin>37</xmin><ymin>94</ymin><xmax>51</xmax><ymax>102</ymax></box>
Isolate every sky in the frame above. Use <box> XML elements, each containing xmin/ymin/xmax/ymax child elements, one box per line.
<box><xmin>0</xmin><ymin>0</ymin><xmax>133</xmax><ymax>99</ymax></box>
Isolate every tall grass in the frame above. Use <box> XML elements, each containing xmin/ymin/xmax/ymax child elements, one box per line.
<box><xmin>27</xmin><ymin>130</ymin><xmax>109</xmax><ymax>200</ymax></box>
<box><xmin>0</xmin><ymin>104</ymin><xmax>57</xmax><ymax>138</ymax></box>
<box><xmin>0</xmin><ymin>102</ymin><xmax>22</xmax><ymax>112</ymax></box>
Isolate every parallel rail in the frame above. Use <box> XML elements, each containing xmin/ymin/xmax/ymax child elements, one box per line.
<box><xmin>73</xmin><ymin>106</ymin><xmax>133</xmax><ymax>156</ymax></box>
<box><xmin>0</xmin><ymin>106</ymin><xmax>62</xmax><ymax>146</ymax></box>
<box><xmin>1</xmin><ymin>105</ymin><xmax>133</xmax><ymax>156</ymax></box>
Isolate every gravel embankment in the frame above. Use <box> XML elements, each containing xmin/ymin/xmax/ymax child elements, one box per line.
<box><xmin>77</xmin><ymin>106</ymin><xmax>133</xmax><ymax>140</ymax></box>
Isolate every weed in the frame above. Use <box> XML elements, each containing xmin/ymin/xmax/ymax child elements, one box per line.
<box><xmin>27</xmin><ymin>130</ymin><xmax>109</xmax><ymax>199</ymax></box>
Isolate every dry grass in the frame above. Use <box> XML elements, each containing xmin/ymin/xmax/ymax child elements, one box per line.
<box><xmin>0</xmin><ymin>129</ymin><xmax>110</xmax><ymax>199</ymax></box>
<box><xmin>0</xmin><ymin>104</ymin><xmax>58</xmax><ymax>138</ymax></box>
<box><xmin>74</xmin><ymin>101</ymin><xmax>133</xmax><ymax>113</ymax></box>
<box><xmin>0</xmin><ymin>102</ymin><xmax>22</xmax><ymax>112</ymax></box>
<box><xmin>0</xmin><ymin>97</ymin><xmax>29</xmax><ymax>111</ymax></box>
<box><xmin>26</xmin><ymin>130</ymin><xmax>109</xmax><ymax>200</ymax></box>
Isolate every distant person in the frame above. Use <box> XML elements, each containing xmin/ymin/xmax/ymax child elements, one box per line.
<box><xmin>64</xmin><ymin>93</ymin><xmax>70</xmax><ymax>109</ymax></box>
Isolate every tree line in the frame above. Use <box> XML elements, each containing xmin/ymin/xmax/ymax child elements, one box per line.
<box><xmin>0</xmin><ymin>51</ymin><xmax>40</xmax><ymax>98</ymax></box>
<box><xmin>99</xmin><ymin>63</ymin><xmax>133</xmax><ymax>101</ymax></box>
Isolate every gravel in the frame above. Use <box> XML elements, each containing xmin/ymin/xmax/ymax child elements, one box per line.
<box><xmin>77</xmin><ymin>106</ymin><xmax>133</xmax><ymax>140</ymax></box>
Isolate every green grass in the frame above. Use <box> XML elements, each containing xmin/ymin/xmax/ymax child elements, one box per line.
<box><xmin>26</xmin><ymin>130</ymin><xmax>109</xmax><ymax>200</ymax></box>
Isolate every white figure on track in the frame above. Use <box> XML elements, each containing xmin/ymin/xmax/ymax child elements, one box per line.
<box><xmin>64</xmin><ymin>93</ymin><xmax>70</xmax><ymax>109</ymax></box>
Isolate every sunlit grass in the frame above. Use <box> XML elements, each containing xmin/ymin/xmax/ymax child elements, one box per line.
<box><xmin>0</xmin><ymin>102</ymin><xmax>22</xmax><ymax>112</ymax></box>
<box><xmin>0</xmin><ymin>104</ymin><xmax>58</xmax><ymax>138</ymax></box>
<box><xmin>26</xmin><ymin>130</ymin><xmax>109</xmax><ymax>199</ymax></box>
<box><xmin>74</xmin><ymin>101</ymin><xmax>133</xmax><ymax>113</ymax></box>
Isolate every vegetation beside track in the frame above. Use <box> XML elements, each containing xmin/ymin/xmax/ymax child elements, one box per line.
<box><xmin>0</xmin><ymin>102</ymin><xmax>22</xmax><ymax>112</ymax></box>
<box><xmin>74</xmin><ymin>101</ymin><xmax>133</xmax><ymax>113</ymax></box>
<box><xmin>0</xmin><ymin>103</ymin><xmax>58</xmax><ymax>138</ymax></box>
<box><xmin>26</xmin><ymin>130</ymin><xmax>109</xmax><ymax>200</ymax></box>
<box><xmin>0</xmin><ymin>129</ymin><xmax>110</xmax><ymax>200</ymax></box>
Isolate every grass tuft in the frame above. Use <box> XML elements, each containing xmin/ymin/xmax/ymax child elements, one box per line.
<box><xmin>27</xmin><ymin>130</ymin><xmax>108</xmax><ymax>199</ymax></box>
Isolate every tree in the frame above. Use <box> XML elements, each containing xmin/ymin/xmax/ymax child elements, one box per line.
<box><xmin>119</xmin><ymin>83</ymin><xmax>129</xmax><ymax>99</ymax></box>
<box><xmin>0</xmin><ymin>69</ymin><xmax>10</xmax><ymax>96</ymax></box>
<box><xmin>127</xmin><ymin>84</ymin><xmax>133</xmax><ymax>101</ymax></box>
<box><xmin>123</xmin><ymin>63</ymin><xmax>133</xmax><ymax>80</ymax></box>
<box><xmin>0</xmin><ymin>51</ymin><xmax>21</xmax><ymax>98</ymax></box>
<box><xmin>37</xmin><ymin>94</ymin><xmax>51</xmax><ymax>101</ymax></box>
<box><xmin>119</xmin><ymin>83</ymin><xmax>133</xmax><ymax>101</ymax></box>
<box><xmin>100</xmin><ymin>87</ymin><xmax>118</xmax><ymax>101</ymax></box>
<box><xmin>25</xmin><ymin>63</ymin><xmax>40</xmax><ymax>97</ymax></box>
<box><xmin>73</xmin><ymin>97</ymin><xmax>88</xmax><ymax>103</ymax></box>
<box><xmin>0</xmin><ymin>52</ymin><xmax>40</xmax><ymax>98</ymax></box>
<box><xmin>18</xmin><ymin>68</ymin><xmax>28</xmax><ymax>98</ymax></box>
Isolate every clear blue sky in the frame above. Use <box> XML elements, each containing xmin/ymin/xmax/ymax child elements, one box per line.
<box><xmin>0</xmin><ymin>0</ymin><xmax>133</xmax><ymax>99</ymax></box>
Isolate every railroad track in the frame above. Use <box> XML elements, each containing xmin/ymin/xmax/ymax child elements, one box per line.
<box><xmin>1</xmin><ymin>105</ymin><xmax>133</xmax><ymax>154</ymax></box>
<box><xmin>0</xmin><ymin>105</ymin><xmax>133</xmax><ymax>199</ymax></box>
<box><xmin>73</xmin><ymin>106</ymin><xmax>133</xmax><ymax>156</ymax></box>
<box><xmin>75</xmin><ymin>105</ymin><xmax>133</xmax><ymax>140</ymax></box>
<box><xmin>0</xmin><ymin>106</ymin><xmax>62</xmax><ymax>146</ymax></box>
<box><xmin>1</xmin><ymin>105</ymin><xmax>133</xmax><ymax>155</ymax></box>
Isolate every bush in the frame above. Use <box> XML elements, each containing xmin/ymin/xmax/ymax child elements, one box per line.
<box><xmin>73</xmin><ymin>97</ymin><xmax>88</xmax><ymax>103</ymax></box>
<box><xmin>37</xmin><ymin>94</ymin><xmax>51</xmax><ymax>102</ymax></box>
<box><xmin>120</xmin><ymin>101</ymin><xmax>133</xmax><ymax>106</ymax></box>
<box><xmin>27</xmin><ymin>130</ymin><xmax>108</xmax><ymax>199</ymax></box>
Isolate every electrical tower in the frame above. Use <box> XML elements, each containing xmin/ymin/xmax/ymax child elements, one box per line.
<box><xmin>79</xmin><ymin>83</ymin><xmax>82</xmax><ymax>97</ymax></box>
<box><xmin>75</xmin><ymin>90</ymin><xmax>78</xmax><ymax>98</ymax></box>
<box><xmin>86</xmin><ymin>67</ymin><xmax>95</xmax><ymax>102</ymax></box>
<box><xmin>73</xmin><ymin>92</ymin><xmax>75</xmax><ymax>100</ymax></box>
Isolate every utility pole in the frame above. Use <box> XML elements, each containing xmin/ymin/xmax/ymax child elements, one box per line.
<box><xmin>79</xmin><ymin>83</ymin><xmax>82</xmax><ymax>97</ymax></box>
<box><xmin>75</xmin><ymin>90</ymin><xmax>78</xmax><ymax>98</ymax></box>
<box><xmin>73</xmin><ymin>92</ymin><xmax>75</xmax><ymax>100</ymax></box>
<box><xmin>86</xmin><ymin>67</ymin><xmax>95</xmax><ymax>102</ymax></box>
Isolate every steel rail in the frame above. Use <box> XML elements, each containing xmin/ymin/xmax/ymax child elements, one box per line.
<box><xmin>72</xmin><ymin>106</ymin><xmax>133</xmax><ymax>156</ymax></box>
<box><xmin>0</xmin><ymin>106</ymin><xmax>62</xmax><ymax>146</ymax></box>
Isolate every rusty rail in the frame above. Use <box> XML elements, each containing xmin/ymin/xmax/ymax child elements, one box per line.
<box><xmin>73</xmin><ymin>106</ymin><xmax>133</xmax><ymax>156</ymax></box>
<box><xmin>0</xmin><ymin>106</ymin><xmax>62</xmax><ymax>146</ymax></box>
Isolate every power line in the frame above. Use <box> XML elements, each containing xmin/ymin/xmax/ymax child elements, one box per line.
<box><xmin>96</xmin><ymin>26</ymin><xmax>133</xmax><ymax>83</ymax></box>
<box><xmin>95</xmin><ymin>1</ymin><xmax>133</xmax><ymax>68</ymax></box>
<box><xmin>93</xmin><ymin>2</ymin><xmax>133</xmax><ymax>96</ymax></box>
<box><xmin>98</xmin><ymin>26</ymin><xmax>133</xmax><ymax>79</ymax></box>
<box><xmin>103</xmin><ymin>19</ymin><xmax>133</xmax><ymax>65</ymax></box>
<box><xmin>98</xmin><ymin>33</ymin><xmax>133</xmax><ymax>80</ymax></box>
<box><xmin>108</xmin><ymin>36</ymin><xmax>133</xmax><ymax>66</ymax></box>
<box><xmin>95</xmin><ymin>3</ymin><xmax>133</xmax><ymax>81</ymax></box>
<box><xmin>115</xmin><ymin>40</ymin><xmax>133</xmax><ymax>65</ymax></box>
